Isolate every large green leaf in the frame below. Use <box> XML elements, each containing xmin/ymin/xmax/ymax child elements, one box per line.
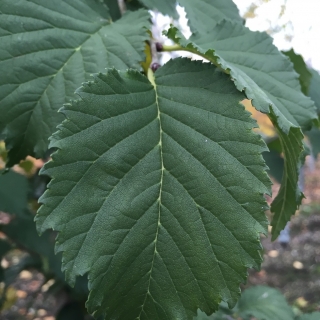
<box><xmin>237</xmin><ymin>286</ymin><xmax>294</xmax><ymax>320</ymax></box>
<box><xmin>0</xmin><ymin>0</ymin><xmax>150</xmax><ymax>166</ymax></box>
<box><xmin>164</xmin><ymin>21</ymin><xmax>317</xmax><ymax>239</ymax></box>
<box><xmin>37</xmin><ymin>58</ymin><xmax>270</xmax><ymax>319</ymax></box>
<box><xmin>179</xmin><ymin>0</ymin><xmax>242</xmax><ymax>33</ymax></box>
<box><xmin>282</xmin><ymin>49</ymin><xmax>312</xmax><ymax>95</ymax></box>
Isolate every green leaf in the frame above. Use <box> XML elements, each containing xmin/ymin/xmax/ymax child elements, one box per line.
<box><xmin>164</xmin><ymin>21</ymin><xmax>317</xmax><ymax>240</ymax></box>
<box><xmin>179</xmin><ymin>0</ymin><xmax>242</xmax><ymax>33</ymax></box>
<box><xmin>133</xmin><ymin>0</ymin><xmax>178</xmax><ymax>18</ymax></box>
<box><xmin>0</xmin><ymin>170</ymin><xmax>29</xmax><ymax>217</ymax></box>
<box><xmin>104</xmin><ymin>0</ymin><xmax>122</xmax><ymax>21</ymax></box>
<box><xmin>297</xmin><ymin>312</ymin><xmax>320</xmax><ymax>320</ymax></box>
<box><xmin>237</xmin><ymin>286</ymin><xmax>294</xmax><ymax>320</ymax></box>
<box><xmin>282</xmin><ymin>49</ymin><xmax>312</xmax><ymax>95</ymax></box>
<box><xmin>0</xmin><ymin>0</ymin><xmax>150</xmax><ymax>166</ymax></box>
<box><xmin>37</xmin><ymin>58</ymin><xmax>270</xmax><ymax>319</ymax></box>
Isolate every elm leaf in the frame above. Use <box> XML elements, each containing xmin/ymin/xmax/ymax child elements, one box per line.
<box><xmin>37</xmin><ymin>58</ymin><xmax>271</xmax><ymax>319</ymax></box>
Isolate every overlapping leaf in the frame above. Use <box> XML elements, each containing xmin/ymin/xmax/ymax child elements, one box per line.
<box><xmin>0</xmin><ymin>0</ymin><xmax>150</xmax><ymax>166</ymax></box>
<box><xmin>165</xmin><ymin>20</ymin><xmax>317</xmax><ymax>239</ymax></box>
<box><xmin>37</xmin><ymin>58</ymin><xmax>271</xmax><ymax>319</ymax></box>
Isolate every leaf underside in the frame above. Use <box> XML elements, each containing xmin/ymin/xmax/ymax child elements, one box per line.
<box><xmin>165</xmin><ymin>19</ymin><xmax>317</xmax><ymax>239</ymax></box>
<box><xmin>37</xmin><ymin>58</ymin><xmax>271</xmax><ymax>319</ymax></box>
<box><xmin>0</xmin><ymin>0</ymin><xmax>150</xmax><ymax>166</ymax></box>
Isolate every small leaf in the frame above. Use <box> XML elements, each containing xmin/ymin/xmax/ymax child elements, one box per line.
<box><xmin>0</xmin><ymin>0</ymin><xmax>150</xmax><ymax>166</ymax></box>
<box><xmin>37</xmin><ymin>58</ymin><xmax>270</xmax><ymax>319</ymax></box>
<box><xmin>237</xmin><ymin>286</ymin><xmax>294</xmax><ymax>320</ymax></box>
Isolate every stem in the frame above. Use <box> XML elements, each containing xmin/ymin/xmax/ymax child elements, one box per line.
<box><xmin>161</xmin><ymin>44</ymin><xmax>230</xmax><ymax>75</ymax></box>
<box><xmin>147</xmin><ymin>68</ymin><xmax>156</xmax><ymax>87</ymax></box>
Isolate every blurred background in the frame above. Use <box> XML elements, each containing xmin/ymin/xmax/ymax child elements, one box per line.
<box><xmin>0</xmin><ymin>0</ymin><xmax>320</xmax><ymax>319</ymax></box>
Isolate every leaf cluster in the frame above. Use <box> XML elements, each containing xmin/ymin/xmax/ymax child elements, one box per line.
<box><xmin>0</xmin><ymin>0</ymin><xmax>320</xmax><ymax>319</ymax></box>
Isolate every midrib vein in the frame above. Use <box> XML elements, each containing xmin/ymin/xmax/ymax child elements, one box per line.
<box><xmin>138</xmin><ymin>72</ymin><xmax>163</xmax><ymax>319</ymax></box>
